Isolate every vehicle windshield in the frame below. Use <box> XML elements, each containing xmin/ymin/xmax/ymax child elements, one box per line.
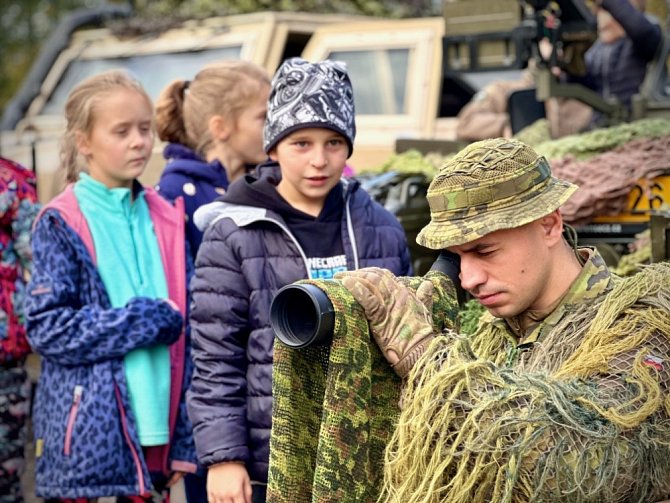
<box><xmin>328</xmin><ymin>48</ymin><xmax>409</xmax><ymax>115</ymax></box>
<box><xmin>41</xmin><ymin>46</ymin><xmax>242</xmax><ymax>116</ymax></box>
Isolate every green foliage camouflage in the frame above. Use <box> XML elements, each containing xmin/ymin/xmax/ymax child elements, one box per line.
<box><xmin>268</xmin><ymin>274</ymin><xmax>460</xmax><ymax>503</ymax></box>
<box><xmin>512</xmin><ymin>117</ymin><xmax>552</xmax><ymax>147</ymax></box>
<box><xmin>365</xmin><ymin>118</ymin><xmax>670</xmax><ymax>186</ymax></box>
<box><xmin>533</xmin><ymin>118</ymin><xmax>670</xmax><ymax>160</ymax></box>
<box><xmin>366</xmin><ymin>148</ymin><xmax>445</xmax><ymax>178</ymax></box>
<box><xmin>457</xmin><ymin>298</ymin><xmax>486</xmax><ymax>335</ymax></box>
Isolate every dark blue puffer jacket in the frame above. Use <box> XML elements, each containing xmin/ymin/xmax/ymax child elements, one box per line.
<box><xmin>156</xmin><ymin>143</ymin><xmax>231</xmax><ymax>257</ymax></box>
<box><xmin>187</xmin><ymin>168</ymin><xmax>411</xmax><ymax>483</ymax></box>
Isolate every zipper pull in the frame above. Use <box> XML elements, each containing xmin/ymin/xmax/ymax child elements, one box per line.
<box><xmin>73</xmin><ymin>384</ymin><xmax>83</xmax><ymax>403</ymax></box>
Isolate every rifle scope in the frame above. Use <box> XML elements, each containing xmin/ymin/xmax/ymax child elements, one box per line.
<box><xmin>270</xmin><ymin>252</ymin><xmax>462</xmax><ymax>350</ymax></box>
<box><xmin>270</xmin><ymin>283</ymin><xmax>335</xmax><ymax>349</ymax></box>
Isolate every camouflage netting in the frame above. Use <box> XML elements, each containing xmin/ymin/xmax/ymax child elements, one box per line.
<box><xmin>513</xmin><ymin>118</ymin><xmax>552</xmax><ymax>147</ymax></box>
<box><xmin>533</xmin><ymin>118</ymin><xmax>670</xmax><ymax>160</ymax></box>
<box><xmin>267</xmin><ymin>274</ymin><xmax>459</xmax><ymax>503</ymax></box>
<box><xmin>369</xmin><ymin>148</ymin><xmax>446</xmax><ymax>177</ymax></box>
<box><xmin>550</xmin><ymin>135</ymin><xmax>670</xmax><ymax>225</ymax></box>
<box><xmin>380</xmin><ymin>262</ymin><xmax>670</xmax><ymax>503</ymax></box>
<box><xmin>457</xmin><ymin>298</ymin><xmax>486</xmax><ymax>335</ymax></box>
<box><xmin>367</xmin><ymin>118</ymin><xmax>670</xmax><ymax>227</ymax></box>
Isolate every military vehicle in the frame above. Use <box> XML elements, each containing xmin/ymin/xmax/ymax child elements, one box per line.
<box><xmin>2</xmin><ymin>0</ymin><xmax>669</xmax><ymax>272</ymax></box>
<box><xmin>0</xmin><ymin>6</ymin><xmax>368</xmax><ymax>201</ymax></box>
<box><xmin>373</xmin><ymin>0</ymin><xmax>670</xmax><ymax>271</ymax></box>
<box><xmin>3</xmin><ymin>2</ymin><xmax>521</xmax><ymax>203</ymax></box>
<box><xmin>3</xmin><ymin>0</ymin><xmax>574</xmax><ymax>198</ymax></box>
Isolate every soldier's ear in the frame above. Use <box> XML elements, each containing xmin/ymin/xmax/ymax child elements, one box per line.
<box><xmin>539</xmin><ymin>210</ymin><xmax>563</xmax><ymax>245</ymax></box>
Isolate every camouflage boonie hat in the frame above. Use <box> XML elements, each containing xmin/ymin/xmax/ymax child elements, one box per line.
<box><xmin>416</xmin><ymin>138</ymin><xmax>578</xmax><ymax>249</ymax></box>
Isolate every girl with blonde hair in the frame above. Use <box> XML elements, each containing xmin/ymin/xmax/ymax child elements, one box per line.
<box><xmin>155</xmin><ymin>60</ymin><xmax>271</xmax><ymax>257</ymax></box>
<box><xmin>25</xmin><ymin>69</ymin><xmax>196</xmax><ymax>502</ymax></box>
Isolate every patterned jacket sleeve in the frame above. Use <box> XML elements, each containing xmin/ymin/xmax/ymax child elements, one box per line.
<box><xmin>187</xmin><ymin>221</ymin><xmax>251</xmax><ymax>467</ymax></box>
<box><xmin>12</xmin><ymin>169</ymin><xmax>40</xmax><ymax>275</ymax></box>
<box><xmin>25</xmin><ymin>210</ymin><xmax>184</xmax><ymax>366</ymax></box>
<box><xmin>0</xmin><ymin>162</ymin><xmax>39</xmax><ymax>361</ymax></box>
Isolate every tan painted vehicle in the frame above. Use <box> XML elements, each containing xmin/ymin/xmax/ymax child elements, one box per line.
<box><xmin>2</xmin><ymin>1</ymin><xmax>669</xmax><ymax>270</ymax></box>
<box><xmin>0</xmin><ymin>7</ymin><xmax>370</xmax><ymax>201</ymax></box>
<box><xmin>0</xmin><ymin>1</ymin><xmax>552</xmax><ymax>201</ymax></box>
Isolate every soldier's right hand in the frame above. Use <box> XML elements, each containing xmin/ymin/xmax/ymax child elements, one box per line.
<box><xmin>334</xmin><ymin>267</ymin><xmax>436</xmax><ymax>378</ymax></box>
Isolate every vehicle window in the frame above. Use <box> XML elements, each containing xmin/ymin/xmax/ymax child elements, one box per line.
<box><xmin>327</xmin><ymin>49</ymin><xmax>409</xmax><ymax>115</ymax></box>
<box><xmin>41</xmin><ymin>46</ymin><xmax>243</xmax><ymax>115</ymax></box>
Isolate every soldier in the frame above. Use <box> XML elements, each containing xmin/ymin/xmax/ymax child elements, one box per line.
<box><xmin>335</xmin><ymin>137</ymin><xmax>670</xmax><ymax>502</ymax></box>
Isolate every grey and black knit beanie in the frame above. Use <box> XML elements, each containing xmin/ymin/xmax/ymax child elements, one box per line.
<box><xmin>263</xmin><ymin>57</ymin><xmax>356</xmax><ymax>157</ymax></box>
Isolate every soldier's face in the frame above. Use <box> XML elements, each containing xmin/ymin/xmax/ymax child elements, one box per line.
<box><xmin>448</xmin><ymin>212</ymin><xmax>564</xmax><ymax>319</ymax></box>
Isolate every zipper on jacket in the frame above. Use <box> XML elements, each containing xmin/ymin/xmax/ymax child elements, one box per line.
<box><xmin>343</xmin><ymin>193</ymin><xmax>360</xmax><ymax>270</ymax></box>
<box><xmin>63</xmin><ymin>385</ymin><xmax>83</xmax><ymax>456</ymax></box>
<box><xmin>248</xmin><ymin>217</ymin><xmax>313</xmax><ymax>276</ymax></box>
<box><xmin>114</xmin><ymin>383</ymin><xmax>146</xmax><ymax>495</ymax></box>
<box><xmin>210</xmin><ymin>189</ymin><xmax>360</xmax><ymax>276</ymax></box>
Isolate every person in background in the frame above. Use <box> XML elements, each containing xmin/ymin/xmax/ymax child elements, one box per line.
<box><xmin>24</xmin><ymin>69</ymin><xmax>196</xmax><ymax>501</ymax></box>
<box><xmin>0</xmin><ymin>156</ymin><xmax>40</xmax><ymax>503</ymax></box>
<box><xmin>575</xmin><ymin>0</ymin><xmax>662</xmax><ymax>125</ymax></box>
<box><xmin>155</xmin><ymin>60</ymin><xmax>271</xmax><ymax>258</ymax></box>
<box><xmin>456</xmin><ymin>69</ymin><xmax>538</xmax><ymax>140</ymax></box>
<box><xmin>456</xmin><ymin>0</ymin><xmax>660</xmax><ymax>140</ymax></box>
<box><xmin>187</xmin><ymin>57</ymin><xmax>412</xmax><ymax>503</ymax></box>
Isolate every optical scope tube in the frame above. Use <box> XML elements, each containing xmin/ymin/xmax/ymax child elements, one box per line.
<box><xmin>270</xmin><ymin>283</ymin><xmax>335</xmax><ymax>349</ymax></box>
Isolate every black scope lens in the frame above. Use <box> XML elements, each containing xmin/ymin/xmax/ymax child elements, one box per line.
<box><xmin>270</xmin><ymin>283</ymin><xmax>335</xmax><ymax>348</ymax></box>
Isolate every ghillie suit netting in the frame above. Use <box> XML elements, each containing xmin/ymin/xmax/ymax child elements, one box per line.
<box><xmin>267</xmin><ymin>273</ymin><xmax>460</xmax><ymax>503</ymax></box>
<box><xmin>381</xmin><ymin>260</ymin><xmax>670</xmax><ymax>503</ymax></box>
<box><xmin>268</xmin><ymin>259</ymin><xmax>670</xmax><ymax>502</ymax></box>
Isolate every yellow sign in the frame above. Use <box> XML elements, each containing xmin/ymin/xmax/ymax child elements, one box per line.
<box><xmin>592</xmin><ymin>173</ymin><xmax>670</xmax><ymax>224</ymax></box>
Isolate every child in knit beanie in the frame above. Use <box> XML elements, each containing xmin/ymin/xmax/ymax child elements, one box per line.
<box><xmin>187</xmin><ymin>57</ymin><xmax>411</xmax><ymax>503</ymax></box>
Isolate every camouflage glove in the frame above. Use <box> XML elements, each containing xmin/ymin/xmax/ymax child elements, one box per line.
<box><xmin>334</xmin><ymin>267</ymin><xmax>436</xmax><ymax>378</ymax></box>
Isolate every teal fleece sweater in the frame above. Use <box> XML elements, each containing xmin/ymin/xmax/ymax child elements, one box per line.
<box><xmin>74</xmin><ymin>173</ymin><xmax>170</xmax><ymax>446</ymax></box>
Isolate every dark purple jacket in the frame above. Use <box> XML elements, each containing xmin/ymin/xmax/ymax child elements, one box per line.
<box><xmin>187</xmin><ymin>167</ymin><xmax>411</xmax><ymax>483</ymax></box>
<box><xmin>156</xmin><ymin>143</ymin><xmax>230</xmax><ymax>257</ymax></box>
